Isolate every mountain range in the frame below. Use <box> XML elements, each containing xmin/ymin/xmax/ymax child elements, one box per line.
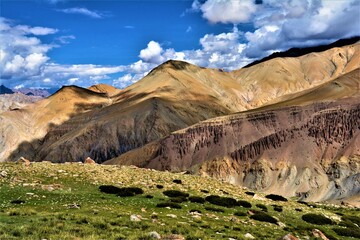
<box><xmin>0</xmin><ymin>38</ymin><xmax>359</xmax><ymax>203</ymax></box>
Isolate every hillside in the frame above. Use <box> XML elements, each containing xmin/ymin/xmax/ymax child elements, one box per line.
<box><xmin>105</xmin><ymin>69</ymin><xmax>360</xmax><ymax>202</ymax></box>
<box><xmin>0</xmin><ymin>40</ymin><xmax>357</xmax><ymax>164</ymax></box>
<box><xmin>0</xmin><ymin>162</ymin><xmax>359</xmax><ymax>239</ymax></box>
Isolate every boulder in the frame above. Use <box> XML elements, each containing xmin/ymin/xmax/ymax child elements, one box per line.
<box><xmin>84</xmin><ymin>157</ymin><xmax>96</xmax><ymax>164</ymax></box>
<box><xmin>16</xmin><ymin>157</ymin><xmax>31</xmax><ymax>166</ymax></box>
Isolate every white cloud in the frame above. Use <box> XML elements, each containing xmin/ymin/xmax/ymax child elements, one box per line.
<box><xmin>186</xmin><ymin>26</ymin><xmax>192</xmax><ymax>33</ymax></box>
<box><xmin>56</xmin><ymin>35</ymin><xmax>76</xmax><ymax>44</ymax></box>
<box><xmin>139</xmin><ymin>41</ymin><xmax>164</xmax><ymax>64</ymax></box>
<box><xmin>58</xmin><ymin>8</ymin><xmax>104</xmax><ymax>19</ymax></box>
<box><xmin>68</xmin><ymin>77</ymin><xmax>79</xmax><ymax>84</ymax></box>
<box><xmin>194</xmin><ymin>0</ymin><xmax>257</xmax><ymax>24</ymax></box>
<box><xmin>43</xmin><ymin>78</ymin><xmax>51</xmax><ymax>83</ymax></box>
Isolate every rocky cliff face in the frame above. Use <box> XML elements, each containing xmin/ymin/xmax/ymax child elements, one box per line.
<box><xmin>109</xmin><ymin>99</ymin><xmax>360</xmax><ymax>202</ymax></box>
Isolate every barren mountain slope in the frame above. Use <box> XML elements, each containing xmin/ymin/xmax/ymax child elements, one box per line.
<box><xmin>105</xmin><ymin>69</ymin><xmax>360</xmax><ymax>202</ymax></box>
<box><xmin>88</xmin><ymin>84</ymin><xmax>121</xmax><ymax>96</ymax></box>
<box><xmin>0</xmin><ymin>93</ymin><xmax>42</xmax><ymax>114</ymax></box>
<box><xmin>1</xmin><ymin>40</ymin><xmax>359</xmax><ymax>164</ymax></box>
<box><xmin>0</xmin><ymin>86</ymin><xmax>111</xmax><ymax>161</ymax></box>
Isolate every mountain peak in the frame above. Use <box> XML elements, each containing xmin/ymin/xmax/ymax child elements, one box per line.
<box><xmin>0</xmin><ymin>85</ymin><xmax>14</xmax><ymax>95</ymax></box>
<box><xmin>88</xmin><ymin>84</ymin><xmax>120</xmax><ymax>96</ymax></box>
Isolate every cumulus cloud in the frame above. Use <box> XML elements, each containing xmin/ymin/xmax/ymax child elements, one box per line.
<box><xmin>139</xmin><ymin>41</ymin><xmax>164</xmax><ymax>64</ymax></box>
<box><xmin>0</xmin><ymin>17</ymin><xmax>127</xmax><ymax>89</ymax></box>
<box><xmin>193</xmin><ymin>0</ymin><xmax>257</xmax><ymax>24</ymax></box>
<box><xmin>57</xmin><ymin>8</ymin><xmax>104</xmax><ymax>19</ymax></box>
<box><xmin>194</xmin><ymin>0</ymin><xmax>360</xmax><ymax>59</ymax></box>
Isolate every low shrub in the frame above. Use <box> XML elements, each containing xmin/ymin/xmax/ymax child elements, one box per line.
<box><xmin>172</xmin><ymin>179</ymin><xmax>182</xmax><ymax>184</ymax></box>
<box><xmin>99</xmin><ymin>185</ymin><xmax>121</xmax><ymax>194</ymax></box>
<box><xmin>156</xmin><ymin>202</ymin><xmax>182</xmax><ymax>209</ymax></box>
<box><xmin>156</xmin><ymin>184</ymin><xmax>164</xmax><ymax>189</ymax></box>
<box><xmin>265</xmin><ymin>194</ymin><xmax>288</xmax><ymax>202</ymax></box>
<box><xmin>342</xmin><ymin>215</ymin><xmax>360</xmax><ymax>226</ymax></box>
<box><xmin>297</xmin><ymin>200</ymin><xmax>309</xmax><ymax>206</ymax></box>
<box><xmin>170</xmin><ymin>196</ymin><xmax>188</xmax><ymax>203</ymax></box>
<box><xmin>273</xmin><ymin>205</ymin><xmax>283</xmax><ymax>212</ymax></box>
<box><xmin>245</xmin><ymin>191</ymin><xmax>255</xmax><ymax>196</ymax></box>
<box><xmin>189</xmin><ymin>196</ymin><xmax>205</xmax><ymax>204</ymax></box>
<box><xmin>295</xmin><ymin>208</ymin><xmax>302</xmax><ymax>212</ymax></box>
<box><xmin>163</xmin><ymin>190</ymin><xmax>189</xmax><ymax>198</ymax></box>
<box><xmin>204</xmin><ymin>206</ymin><xmax>225</xmax><ymax>213</ymax></box>
<box><xmin>145</xmin><ymin>195</ymin><xmax>153</xmax><ymax>199</ymax></box>
<box><xmin>237</xmin><ymin>200</ymin><xmax>252</xmax><ymax>208</ymax></box>
<box><xmin>189</xmin><ymin>209</ymin><xmax>202</xmax><ymax>214</ymax></box>
<box><xmin>10</xmin><ymin>200</ymin><xmax>25</xmax><ymax>204</ymax></box>
<box><xmin>256</xmin><ymin>203</ymin><xmax>267</xmax><ymax>212</ymax></box>
<box><xmin>200</xmin><ymin>189</ymin><xmax>209</xmax><ymax>193</ymax></box>
<box><xmin>301</xmin><ymin>214</ymin><xmax>333</xmax><ymax>225</ymax></box>
<box><xmin>117</xmin><ymin>187</ymin><xmax>144</xmax><ymax>197</ymax></box>
<box><xmin>205</xmin><ymin>195</ymin><xmax>237</xmax><ymax>208</ymax></box>
<box><xmin>333</xmin><ymin>227</ymin><xmax>360</xmax><ymax>238</ymax></box>
<box><xmin>234</xmin><ymin>211</ymin><xmax>247</xmax><ymax>217</ymax></box>
<box><xmin>250</xmin><ymin>212</ymin><xmax>278</xmax><ymax>224</ymax></box>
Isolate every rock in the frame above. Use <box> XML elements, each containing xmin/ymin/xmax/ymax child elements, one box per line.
<box><xmin>244</xmin><ymin>233</ymin><xmax>255</xmax><ymax>239</ymax></box>
<box><xmin>0</xmin><ymin>170</ymin><xmax>8</xmax><ymax>177</ymax></box>
<box><xmin>312</xmin><ymin>229</ymin><xmax>329</xmax><ymax>240</ymax></box>
<box><xmin>148</xmin><ymin>231</ymin><xmax>161</xmax><ymax>239</ymax></box>
<box><xmin>166</xmin><ymin>214</ymin><xmax>177</xmax><ymax>218</ymax></box>
<box><xmin>16</xmin><ymin>157</ymin><xmax>31</xmax><ymax>166</ymax></box>
<box><xmin>162</xmin><ymin>234</ymin><xmax>185</xmax><ymax>240</ymax></box>
<box><xmin>277</xmin><ymin>221</ymin><xmax>286</xmax><ymax>228</ymax></box>
<box><xmin>130</xmin><ymin>214</ymin><xmax>141</xmax><ymax>222</ymax></box>
<box><xmin>84</xmin><ymin>157</ymin><xmax>96</xmax><ymax>164</ymax></box>
<box><xmin>67</xmin><ymin>203</ymin><xmax>80</xmax><ymax>209</ymax></box>
<box><xmin>278</xmin><ymin>234</ymin><xmax>299</xmax><ymax>240</ymax></box>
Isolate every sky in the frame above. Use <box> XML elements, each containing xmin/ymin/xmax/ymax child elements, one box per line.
<box><xmin>0</xmin><ymin>0</ymin><xmax>359</xmax><ymax>89</ymax></box>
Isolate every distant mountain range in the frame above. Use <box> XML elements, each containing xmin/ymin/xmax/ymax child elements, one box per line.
<box><xmin>0</xmin><ymin>85</ymin><xmax>14</xmax><ymax>94</ymax></box>
<box><xmin>0</xmin><ymin>37</ymin><xmax>359</xmax><ymax>204</ymax></box>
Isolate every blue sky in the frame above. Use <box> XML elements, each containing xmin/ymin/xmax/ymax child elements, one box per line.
<box><xmin>0</xmin><ymin>0</ymin><xmax>359</xmax><ymax>89</ymax></box>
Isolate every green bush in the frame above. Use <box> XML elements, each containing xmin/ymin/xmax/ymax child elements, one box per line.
<box><xmin>163</xmin><ymin>190</ymin><xmax>189</xmax><ymax>198</ymax></box>
<box><xmin>170</xmin><ymin>196</ymin><xmax>188</xmax><ymax>203</ymax></box>
<box><xmin>156</xmin><ymin>202</ymin><xmax>182</xmax><ymax>209</ymax></box>
<box><xmin>256</xmin><ymin>203</ymin><xmax>267</xmax><ymax>212</ymax></box>
<box><xmin>204</xmin><ymin>206</ymin><xmax>225</xmax><ymax>213</ymax></box>
<box><xmin>342</xmin><ymin>215</ymin><xmax>360</xmax><ymax>226</ymax></box>
<box><xmin>172</xmin><ymin>179</ymin><xmax>182</xmax><ymax>184</ymax></box>
<box><xmin>234</xmin><ymin>211</ymin><xmax>247</xmax><ymax>217</ymax></box>
<box><xmin>301</xmin><ymin>213</ymin><xmax>333</xmax><ymax>225</ymax></box>
<box><xmin>265</xmin><ymin>194</ymin><xmax>288</xmax><ymax>202</ymax></box>
<box><xmin>245</xmin><ymin>191</ymin><xmax>255</xmax><ymax>196</ymax></box>
<box><xmin>205</xmin><ymin>195</ymin><xmax>237</xmax><ymax>208</ymax></box>
<box><xmin>189</xmin><ymin>196</ymin><xmax>205</xmax><ymax>204</ymax></box>
<box><xmin>145</xmin><ymin>195</ymin><xmax>153</xmax><ymax>199</ymax></box>
<box><xmin>273</xmin><ymin>205</ymin><xmax>283</xmax><ymax>212</ymax></box>
<box><xmin>250</xmin><ymin>212</ymin><xmax>278</xmax><ymax>224</ymax></box>
<box><xmin>10</xmin><ymin>200</ymin><xmax>25</xmax><ymax>204</ymax></box>
<box><xmin>333</xmin><ymin>227</ymin><xmax>360</xmax><ymax>238</ymax></box>
<box><xmin>237</xmin><ymin>200</ymin><xmax>252</xmax><ymax>208</ymax></box>
<box><xmin>99</xmin><ymin>185</ymin><xmax>121</xmax><ymax>194</ymax></box>
<box><xmin>117</xmin><ymin>187</ymin><xmax>144</xmax><ymax>197</ymax></box>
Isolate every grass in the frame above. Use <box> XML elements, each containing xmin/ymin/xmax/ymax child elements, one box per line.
<box><xmin>0</xmin><ymin>162</ymin><xmax>358</xmax><ymax>239</ymax></box>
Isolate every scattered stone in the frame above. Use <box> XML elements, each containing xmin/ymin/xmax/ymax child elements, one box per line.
<box><xmin>0</xmin><ymin>170</ymin><xmax>8</xmax><ymax>177</ymax></box>
<box><xmin>148</xmin><ymin>231</ymin><xmax>161</xmax><ymax>239</ymax></box>
<box><xmin>67</xmin><ymin>203</ymin><xmax>80</xmax><ymax>209</ymax></box>
<box><xmin>244</xmin><ymin>233</ymin><xmax>255</xmax><ymax>239</ymax></box>
<box><xmin>84</xmin><ymin>157</ymin><xmax>96</xmax><ymax>164</ymax></box>
<box><xmin>141</xmin><ymin>208</ymin><xmax>147</xmax><ymax>212</ymax></box>
<box><xmin>166</xmin><ymin>214</ymin><xmax>177</xmax><ymax>218</ymax></box>
<box><xmin>130</xmin><ymin>214</ymin><xmax>141</xmax><ymax>222</ymax></box>
<box><xmin>162</xmin><ymin>234</ymin><xmax>185</xmax><ymax>240</ymax></box>
<box><xmin>26</xmin><ymin>192</ymin><xmax>35</xmax><ymax>196</ymax></box>
<box><xmin>278</xmin><ymin>221</ymin><xmax>286</xmax><ymax>228</ymax></box>
<box><xmin>279</xmin><ymin>234</ymin><xmax>299</xmax><ymax>240</ymax></box>
<box><xmin>312</xmin><ymin>229</ymin><xmax>329</xmax><ymax>240</ymax></box>
<box><xmin>16</xmin><ymin>157</ymin><xmax>31</xmax><ymax>166</ymax></box>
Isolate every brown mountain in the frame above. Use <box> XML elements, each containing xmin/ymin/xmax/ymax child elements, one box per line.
<box><xmin>105</xmin><ymin>69</ymin><xmax>360</xmax><ymax>202</ymax></box>
<box><xmin>0</xmin><ymin>40</ymin><xmax>359</xmax><ymax>168</ymax></box>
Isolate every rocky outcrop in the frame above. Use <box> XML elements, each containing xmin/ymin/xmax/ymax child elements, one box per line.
<box><xmin>107</xmin><ymin>96</ymin><xmax>360</xmax><ymax>202</ymax></box>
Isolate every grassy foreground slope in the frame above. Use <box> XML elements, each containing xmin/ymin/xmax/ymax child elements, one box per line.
<box><xmin>0</xmin><ymin>162</ymin><xmax>359</xmax><ymax>240</ymax></box>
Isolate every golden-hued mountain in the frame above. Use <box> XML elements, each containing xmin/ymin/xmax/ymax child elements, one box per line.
<box><xmin>0</xmin><ymin>39</ymin><xmax>359</xmax><ymax>202</ymax></box>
